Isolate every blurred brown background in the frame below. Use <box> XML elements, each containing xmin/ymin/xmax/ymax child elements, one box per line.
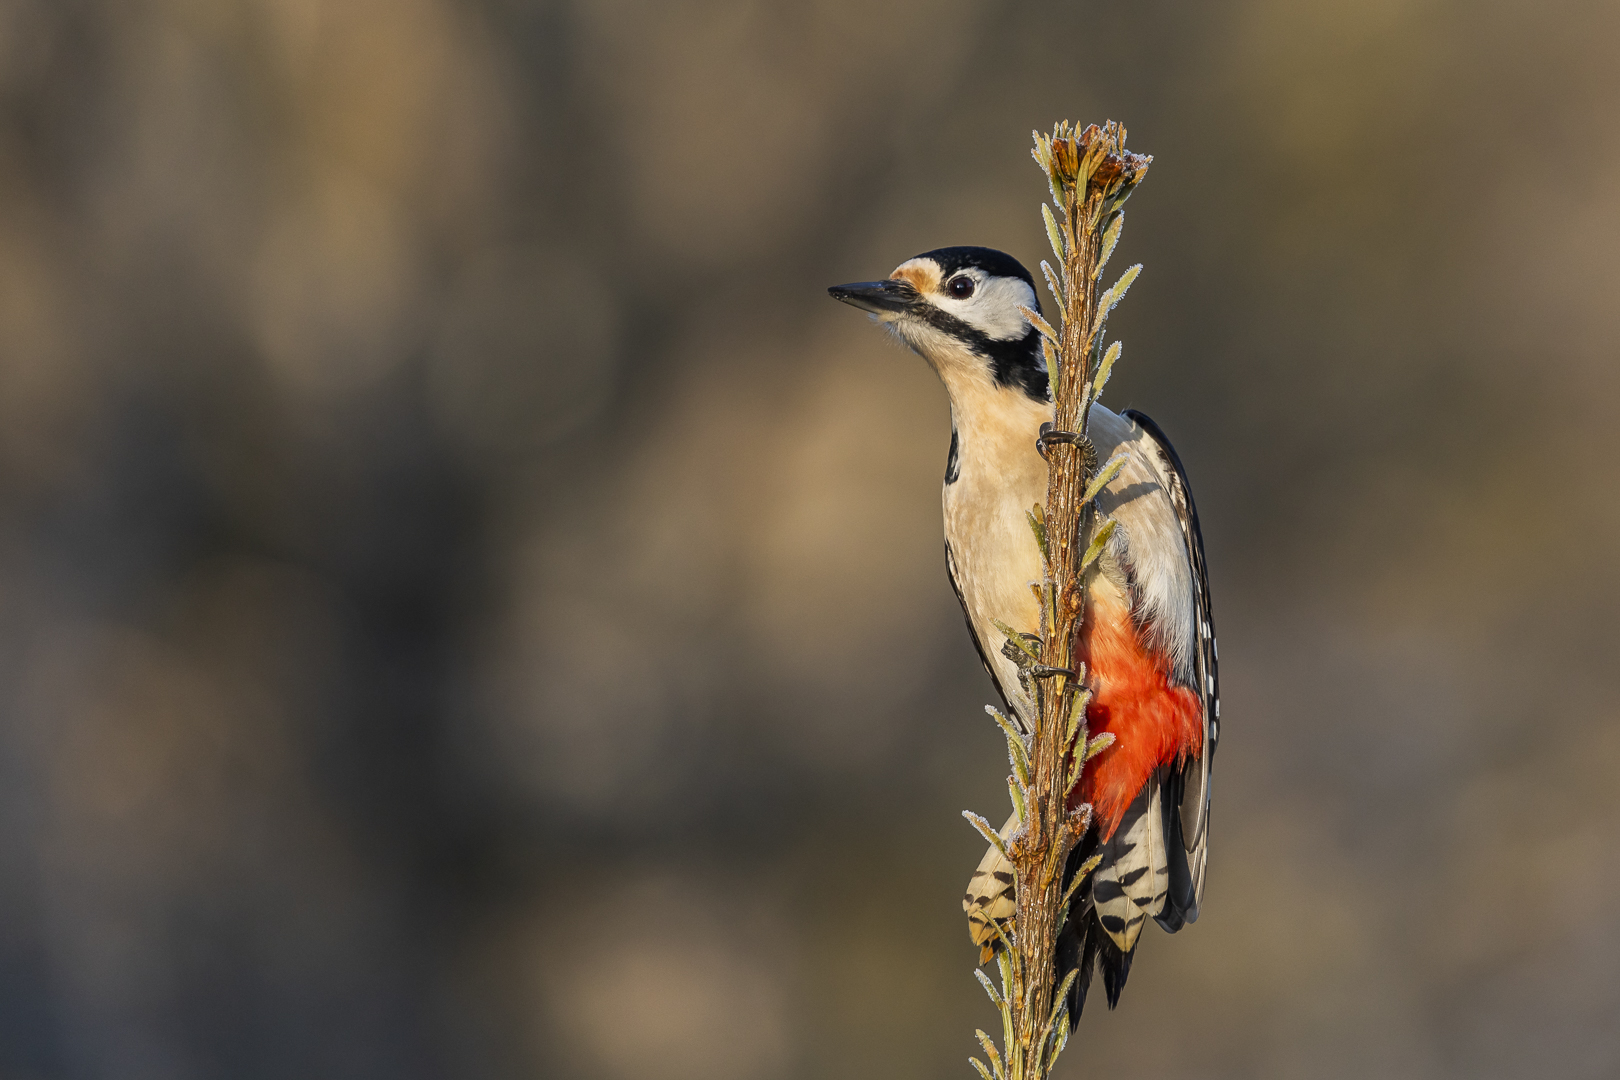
<box><xmin>2</xmin><ymin>0</ymin><xmax>1618</xmax><ymax>1077</ymax></box>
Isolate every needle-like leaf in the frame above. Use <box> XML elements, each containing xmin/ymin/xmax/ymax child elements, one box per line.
<box><xmin>1027</xmin><ymin>505</ymin><xmax>1050</xmax><ymax>563</ymax></box>
<box><xmin>1096</xmin><ymin>263</ymin><xmax>1142</xmax><ymax>323</ymax></box>
<box><xmin>985</xmin><ymin>708</ymin><xmax>1032</xmax><ymax>787</ymax></box>
<box><xmin>1079</xmin><ymin>518</ymin><xmax>1118</xmax><ymax>574</ymax></box>
<box><xmin>1047</xmin><ymin>967</ymin><xmax>1080</xmax><ymax>1033</ymax></box>
<box><xmin>1040</xmin><ymin>260</ymin><xmax>1066</xmax><ymax>312</ymax></box>
<box><xmin>963</xmin><ymin>811</ymin><xmax>1011</xmax><ymax>860</ymax></box>
<box><xmin>1092</xmin><ymin>340</ymin><xmax>1121</xmax><ymax>401</ymax></box>
<box><xmin>1064</xmin><ymin>685</ymin><xmax>1091</xmax><ymax>750</ymax></box>
<box><xmin>1061</xmin><ymin>853</ymin><xmax>1103</xmax><ymax>910</ymax></box>
<box><xmin>1008</xmin><ymin>776</ymin><xmax>1028</xmax><ymax>825</ymax></box>
<box><xmin>975</xmin><ymin>1031</ymin><xmax>1008</xmax><ymax>1080</ymax></box>
<box><xmin>1049</xmin><ymin>1015</ymin><xmax>1072</xmax><ymax>1070</ymax></box>
<box><xmin>1040</xmin><ymin>337</ymin><xmax>1059</xmax><ymax>384</ymax></box>
<box><xmin>974</xmin><ymin>968</ymin><xmax>1004</xmax><ymax>1008</ymax></box>
<box><xmin>1097</xmin><ymin>211</ymin><xmax>1124</xmax><ymax>278</ymax></box>
<box><xmin>1019</xmin><ymin>305</ymin><xmax>1060</xmax><ymax>344</ymax></box>
<box><xmin>996</xmin><ymin>932</ymin><xmax>1020</xmax><ymax>984</ymax></box>
<box><xmin>1080</xmin><ymin>452</ymin><xmax>1127</xmax><ymax>507</ymax></box>
<box><xmin>1042</xmin><ymin>203</ymin><xmax>1067</xmax><ymax>264</ymax></box>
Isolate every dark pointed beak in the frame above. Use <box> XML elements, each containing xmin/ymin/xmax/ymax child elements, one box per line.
<box><xmin>827</xmin><ymin>278</ymin><xmax>920</xmax><ymax>315</ymax></box>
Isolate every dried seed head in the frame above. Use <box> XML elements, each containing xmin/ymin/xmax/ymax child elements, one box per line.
<box><xmin>1034</xmin><ymin>120</ymin><xmax>1152</xmax><ymax>208</ymax></box>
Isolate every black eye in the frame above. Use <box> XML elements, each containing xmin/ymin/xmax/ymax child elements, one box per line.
<box><xmin>947</xmin><ymin>275</ymin><xmax>975</xmax><ymax>299</ymax></box>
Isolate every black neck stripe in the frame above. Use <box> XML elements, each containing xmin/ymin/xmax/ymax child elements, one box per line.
<box><xmin>915</xmin><ymin>305</ymin><xmax>1049</xmax><ymax>403</ymax></box>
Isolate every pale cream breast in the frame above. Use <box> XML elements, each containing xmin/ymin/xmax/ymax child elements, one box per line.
<box><xmin>942</xmin><ymin>394</ymin><xmax>1194</xmax><ymax>720</ymax></box>
<box><xmin>941</xmin><ymin>367</ymin><xmax>1051</xmax><ymax>721</ymax></box>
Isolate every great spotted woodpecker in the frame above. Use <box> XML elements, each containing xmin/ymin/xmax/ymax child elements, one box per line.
<box><xmin>830</xmin><ymin>246</ymin><xmax>1218</xmax><ymax>1021</ymax></box>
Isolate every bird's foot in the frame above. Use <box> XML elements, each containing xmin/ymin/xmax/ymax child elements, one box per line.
<box><xmin>1035</xmin><ymin>422</ymin><xmax>1081</xmax><ymax>460</ymax></box>
<box><xmin>1036</xmin><ymin>423</ymin><xmax>1100</xmax><ymax>471</ymax></box>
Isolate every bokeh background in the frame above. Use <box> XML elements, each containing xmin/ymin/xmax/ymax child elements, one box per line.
<box><xmin>3</xmin><ymin>1</ymin><xmax>1619</xmax><ymax>1077</ymax></box>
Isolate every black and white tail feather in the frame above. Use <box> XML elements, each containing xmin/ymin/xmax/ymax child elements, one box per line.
<box><xmin>961</xmin><ymin>410</ymin><xmax>1219</xmax><ymax>1027</ymax></box>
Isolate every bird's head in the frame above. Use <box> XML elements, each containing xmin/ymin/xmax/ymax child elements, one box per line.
<box><xmin>829</xmin><ymin>246</ymin><xmax>1049</xmax><ymax>404</ymax></box>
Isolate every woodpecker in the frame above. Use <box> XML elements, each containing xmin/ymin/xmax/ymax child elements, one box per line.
<box><xmin>829</xmin><ymin>246</ymin><xmax>1218</xmax><ymax>1022</ymax></box>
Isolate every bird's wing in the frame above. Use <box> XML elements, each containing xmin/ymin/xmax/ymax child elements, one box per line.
<box><xmin>945</xmin><ymin>539</ymin><xmax>1022</xmax><ymax>718</ymax></box>
<box><xmin>1122</xmin><ymin>409</ymin><xmax>1219</xmax><ymax>926</ymax></box>
<box><xmin>963</xmin><ymin>812</ymin><xmax>1018</xmax><ymax>963</ymax></box>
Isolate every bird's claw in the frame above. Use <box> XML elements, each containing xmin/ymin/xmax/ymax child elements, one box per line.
<box><xmin>1036</xmin><ymin>422</ymin><xmax>1082</xmax><ymax>460</ymax></box>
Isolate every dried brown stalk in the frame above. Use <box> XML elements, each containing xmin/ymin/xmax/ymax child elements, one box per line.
<box><xmin>967</xmin><ymin>121</ymin><xmax>1149</xmax><ymax>1080</ymax></box>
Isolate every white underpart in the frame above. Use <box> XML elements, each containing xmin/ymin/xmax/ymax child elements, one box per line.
<box><xmin>907</xmin><ymin>320</ymin><xmax>1197</xmax><ymax>723</ymax></box>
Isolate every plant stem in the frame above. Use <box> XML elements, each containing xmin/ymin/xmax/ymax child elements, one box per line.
<box><xmin>1006</xmin><ymin>121</ymin><xmax>1149</xmax><ymax>1078</ymax></box>
<box><xmin>966</xmin><ymin>122</ymin><xmax>1148</xmax><ymax>1080</ymax></box>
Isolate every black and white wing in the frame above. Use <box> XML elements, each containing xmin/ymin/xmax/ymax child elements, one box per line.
<box><xmin>1122</xmin><ymin>409</ymin><xmax>1219</xmax><ymax>929</ymax></box>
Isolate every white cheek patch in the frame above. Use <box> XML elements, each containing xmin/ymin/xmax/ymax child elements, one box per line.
<box><xmin>935</xmin><ymin>275</ymin><xmax>1038</xmax><ymax>341</ymax></box>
